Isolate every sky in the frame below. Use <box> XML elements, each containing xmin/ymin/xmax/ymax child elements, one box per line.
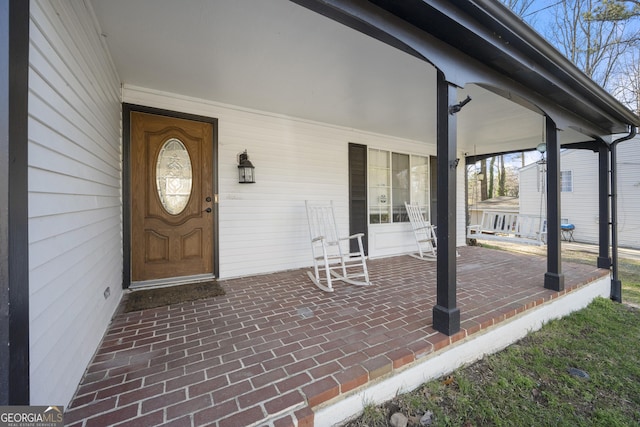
<box><xmin>498</xmin><ymin>0</ymin><xmax>638</xmax><ymax>167</ymax></box>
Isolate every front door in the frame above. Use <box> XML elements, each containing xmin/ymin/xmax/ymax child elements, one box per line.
<box><xmin>131</xmin><ymin>111</ymin><xmax>215</xmax><ymax>282</ymax></box>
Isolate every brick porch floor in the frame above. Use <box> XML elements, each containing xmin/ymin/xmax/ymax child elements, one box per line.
<box><xmin>65</xmin><ymin>246</ymin><xmax>608</xmax><ymax>427</ymax></box>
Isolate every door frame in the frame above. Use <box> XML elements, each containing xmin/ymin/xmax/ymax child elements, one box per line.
<box><xmin>122</xmin><ymin>103</ymin><xmax>219</xmax><ymax>289</ymax></box>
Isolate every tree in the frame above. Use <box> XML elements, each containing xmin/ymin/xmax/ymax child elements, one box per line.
<box><xmin>501</xmin><ymin>0</ymin><xmax>537</xmax><ymax>19</ymax></box>
<box><xmin>488</xmin><ymin>157</ymin><xmax>496</xmax><ymax>199</ymax></box>
<box><xmin>480</xmin><ymin>160</ymin><xmax>488</xmax><ymax>201</ymax></box>
<box><xmin>498</xmin><ymin>155</ymin><xmax>506</xmax><ymax>196</ymax></box>
<box><xmin>503</xmin><ymin>0</ymin><xmax>640</xmax><ymax>100</ymax></box>
<box><xmin>586</xmin><ymin>0</ymin><xmax>640</xmax><ymax>22</ymax></box>
<box><xmin>610</xmin><ymin>48</ymin><xmax>640</xmax><ymax>114</ymax></box>
<box><xmin>547</xmin><ymin>0</ymin><xmax>632</xmax><ymax>89</ymax></box>
<box><xmin>585</xmin><ymin>1</ymin><xmax>640</xmax><ymax>113</ymax></box>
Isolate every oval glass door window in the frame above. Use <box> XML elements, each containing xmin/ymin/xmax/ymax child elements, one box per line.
<box><xmin>156</xmin><ymin>138</ymin><xmax>193</xmax><ymax>215</ymax></box>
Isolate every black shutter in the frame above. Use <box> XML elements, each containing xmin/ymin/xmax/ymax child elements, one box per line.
<box><xmin>349</xmin><ymin>143</ymin><xmax>368</xmax><ymax>255</ymax></box>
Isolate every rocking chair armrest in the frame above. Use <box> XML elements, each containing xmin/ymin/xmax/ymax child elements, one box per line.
<box><xmin>339</xmin><ymin>233</ymin><xmax>364</xmax><ymax>241</ymax></box>
<box><xmin>311</xmin><ymin>236</ymin><xmax>326</xmax><ymax>243</ymax></box>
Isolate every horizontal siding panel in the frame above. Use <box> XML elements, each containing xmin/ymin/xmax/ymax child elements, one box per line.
<box><xmin>29</xmin><ymin>142</ymin><xmax>119</xmax><ymax>188</ymax></box>
<box><xmin>29</xmin><ymin>192</ymin><xmax>120</xmax><ymax>218</ymax></box>
<box><xmin>28</xmin><ymin>41</ymin><xmax>119</xmax><ymax>150</ymax></box>
<box><xmin>29</xmin><ymin>114</ymin><xmax>119</xmax><ymax>178</ymax></box>
<box><xmin>29</xmin><ymin>75</ymin><xmax>120</xmax><ymax>164</ymax></box>
<box><xmin>30</xmin><ymin>231</ymin><xmax>121</xmax><ymax>341</ymax></box>
<box><xmin>617</xmin><ymin>142</ymin><xmax>640</xmax><ymax>247</ymax></box>
<box><xmin>29</xmin><ymin>206</ymin><xmax>120</xmax><ymax>246</ymax></box>
<box><xmin>30</xmin><ymin>3</ymin><xmax>120</xmax><ymax>138</ymax></box>
<box><xmin>30</xmin><ymin>244</ymin><xmax>122</xmax><ymax>404</ymax></box>
<box><xmin>29</xmin><ymin>167</ymin><xmax>119</xmax><ymax>195</ymax></box>
<box><xmin>29</xmin><ymin>0</ymin><xmax>122</xmax><ymax>407</ymax></box>
<box><xmin>30</xmin><ymin>214</ymin><xmax>120</xmax><ymax>275</ymax></box>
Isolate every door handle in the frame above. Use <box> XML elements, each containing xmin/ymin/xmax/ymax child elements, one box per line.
<box><xmin>204</xmin><ymin>207</ymin><xmax>212</xmax><ymax>213</ymax></box>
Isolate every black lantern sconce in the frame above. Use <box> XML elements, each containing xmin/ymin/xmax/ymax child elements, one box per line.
<box><xmin>237</xmin><ymin>150</ymin><xmax>256</xmax><ymax>184</ymax></box>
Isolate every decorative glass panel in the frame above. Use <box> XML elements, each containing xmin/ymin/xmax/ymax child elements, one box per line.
<box><xmin>156</xmin><ymin>138</ymin><xmax>192</xmax><ymax>215</ymax></box>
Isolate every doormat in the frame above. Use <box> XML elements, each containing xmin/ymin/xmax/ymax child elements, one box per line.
<box><xmin>124</xmin><ymin>280</ymin><xmax>225</xmax><ymax>312</ymax></box>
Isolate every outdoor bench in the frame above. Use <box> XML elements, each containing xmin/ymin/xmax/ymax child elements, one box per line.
<box><xmin>467</xmin><ymin>211</ymin><xmax>546</xmax><ymax>246</ymax></box>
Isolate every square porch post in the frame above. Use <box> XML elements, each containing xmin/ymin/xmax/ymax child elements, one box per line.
<box><xmin>544</xmin><ymin>115</ymin><xmax>565</xmax><ymax>291</ymax></box>
<box><xmin>432</xmin><ymin>70</ymin><xmax>460</xmax><ymax>335</ymax></box>
<box><xmin>597</xmin><ymin>145</ymin><xmax>611</xmax><ymax>268</ymax></box>
<box><xmin>0</xmin><ymin>0</ymin><xmax>30</xmax><ymax>405</ymax></box>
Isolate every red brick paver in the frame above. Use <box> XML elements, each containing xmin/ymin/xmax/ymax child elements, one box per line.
<box><xmin>65</xmin><ymin>246</ymin><xmax>607</xmax><ymax>426</ymax></box>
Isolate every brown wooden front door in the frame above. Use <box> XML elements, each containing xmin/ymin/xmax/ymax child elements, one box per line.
<box><xmin>131</xmin><ymin>112</ymin><xmax>215</xmax><ymax>282</ymax></box>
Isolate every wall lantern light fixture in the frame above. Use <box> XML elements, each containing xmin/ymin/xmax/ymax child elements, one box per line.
<box><xmin>237</xmin><ymin>149</ymin><xmax>256</xmax><ymax>184</ymax></box>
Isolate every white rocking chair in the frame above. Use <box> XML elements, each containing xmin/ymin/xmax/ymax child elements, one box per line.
<box><xmin>305</xmin><ymin>200</ymin><xmax>371</xmax><ymax>292</ymax></box>
<box><xmin>405</xmin><ymin>202</ymin><xmax>438</xmax><ymax>261</ymax></box>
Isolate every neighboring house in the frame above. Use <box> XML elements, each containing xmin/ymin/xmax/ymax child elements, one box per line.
<box><xmin>468</xmin><ymin>196</ymin><xmax>519</xmax><ymax>227</ymax></box>
<box><xmin>2</xmin><ymin>0</ymin><xmax>638</xmax><ymax>408</ymax></box>
<box><xmin>519</xmin><ymin>143</ymin><xmax>640</xmax><ymax>249</ymax></box>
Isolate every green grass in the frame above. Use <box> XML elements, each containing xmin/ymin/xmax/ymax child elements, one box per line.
<box><xmin>344</xmin><ymin>298</ymin><xmax>640</xmax><ymax>426</ymax></box>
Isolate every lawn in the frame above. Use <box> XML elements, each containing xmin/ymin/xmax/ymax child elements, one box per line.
<box><xmin>343</xmin><ymin>298</ymin><xmax>640</xmax><ymax>426</ymax></box>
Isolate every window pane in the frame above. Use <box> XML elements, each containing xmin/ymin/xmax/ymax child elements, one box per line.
<box><xmin>561</xmin><ymin>171</ymin><xmax>573</xmax><ymax>192</ymax></box>
<box><xmin>392</xmin><ymin>153</ymin><xmax>410</xmax><ymax>222</ymax></box>
<box><xmin>368</xmin><ymin>149</ymin><xmax>391</xmax><ymax>223</ymax></box>
<box><xmin>411</xmin><ymin>155</ymin><xmax>429</xmax><ymax>219</ymax></box>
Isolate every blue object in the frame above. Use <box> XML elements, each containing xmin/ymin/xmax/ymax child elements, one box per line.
<box><xmin>561</xmin><ymin>223</ymin><xmax>575</xmax><ymax>241</ymax></box>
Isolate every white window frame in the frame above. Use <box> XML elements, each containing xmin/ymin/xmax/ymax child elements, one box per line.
<box><xmin>537</xmin><ymin>168</ymin><xmax>573</xmax><ymax>193</ymax></box>
<box><xmin>367</xmin><ymin>148</ymin><xmax>430</xmax><ymax>224</ymax></box>
<box><xmin>560</xmin><ymin>170</ymin><xmax>573</xmax><ymax>192</ymax></box>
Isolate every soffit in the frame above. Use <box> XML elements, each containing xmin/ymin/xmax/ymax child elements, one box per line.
<box><xmin>91</xmin><ymin>0</ymin><xmax>603</xmax><ymax>155</ymax></box>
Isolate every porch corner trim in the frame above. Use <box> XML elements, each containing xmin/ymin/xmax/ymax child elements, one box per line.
<box><xmin>0</xmin><ymin>0</ymin><xmax>31</xmax><ymax>405</ymax></box>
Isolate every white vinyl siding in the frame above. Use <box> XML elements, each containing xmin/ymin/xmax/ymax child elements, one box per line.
<box><xmin>124</xmin><ymin>86</ymin><xmax>467</xmax><ymax>267</ymax></box>
<box><xmin>519</xmin><ymin>146</ymin><xmax>640</xmax><ymax>249</ymax></box>
<box><xmin>29</xmin><ymin>0</ymin><xmax>122</xmax><ymax>406</ymax></box>
<box><xmin>615</xmin><ymin>142</ymin><xmax>640</xmax><ymax>247</ymax></box>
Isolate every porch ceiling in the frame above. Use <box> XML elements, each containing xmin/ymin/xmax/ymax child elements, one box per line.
<box><xmin>92</xmin><ymin>0</ymin><xmax>593</xmax><ymax>155</ymax></box>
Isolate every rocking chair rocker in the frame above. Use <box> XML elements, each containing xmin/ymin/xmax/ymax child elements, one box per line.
<box><xmin>305</xmin><ymin>200</ymin><xmax>371</xmax><ymax>292</ymax></box>
<box><xmin>405</xmin><ymin>202</ymin><xmax>438</xmax><ymax>261</ymax></box>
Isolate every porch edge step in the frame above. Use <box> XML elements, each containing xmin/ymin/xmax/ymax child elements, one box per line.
<box><xmin>312</xmin><ymin>275</ymin><xmax>610</xmax><ymax>426</ymax></box>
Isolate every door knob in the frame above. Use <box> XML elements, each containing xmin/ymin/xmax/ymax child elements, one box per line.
<box><xmin>204</xmin><ymin>207</ymin><xmax>212</xmax><ymax>213</ymax></box>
